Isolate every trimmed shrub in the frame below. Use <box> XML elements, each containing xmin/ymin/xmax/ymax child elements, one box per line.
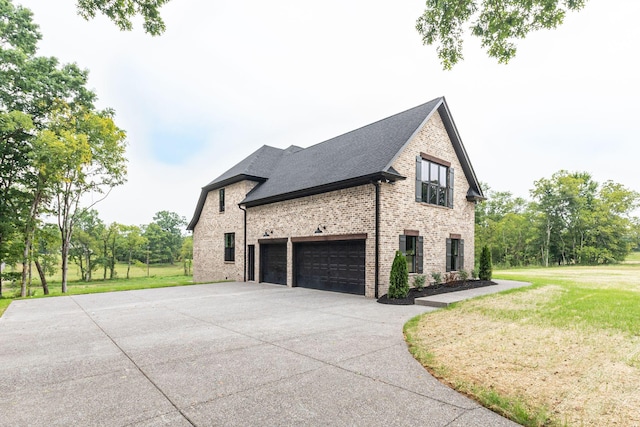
<box><xmin>388</xmin><ymin>251</ymin><xmax>409</xmax><ymax>299</ymax></box>
<box><xmin>470</xmin><ymin>268</ymin><xmax>477</xmax><ymax>279</ymax></box>
<box><xmin>479</xmin><ymin>245</ymin><xmax>493</xmax><ymax>281</ymax></box>
<box><xmin>431</xmin><ymin>271</ymin><xmax>442</xmax><ymax>285</ymax></box>
<box><xmin>458</xmin><ymin>269</ymin><xmax>469</xmax><ymax>282</ymax></box>
<box><xmin>413</xmin><ymin>274</ymin><xmax>426</xmax><ymax>291</ymax></box>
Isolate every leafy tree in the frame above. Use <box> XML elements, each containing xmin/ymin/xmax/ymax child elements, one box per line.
<box><xmin>532</xmin><ymin>171</ymin><xmax>610</xmax><ymax>265</ymax></box>
<box><xmin>150</xmin><ymin>210</ymin><xmax>187</xmax><ymax>264</ymax></box>
<box><xmin>0</xmin><ymin>1</ymin><xmax>125</xmax><ymax>293</ymax></box>
<box><xmin>76</xmin><ymin>0</ymin><xmax>171</xmax><ymax>35</ymax></box>
<box><xmin>475</xmin><ymin>185</ymin><xmax>535</xmax><ymax>267</ymax></box>
<box><xmin>143</xmin><ymin>222</ymin><xmax>168</xmax><ymax>264</ymax></box>
<box><xmin>388</xmin><ymin>251</ymin><xmax>409</xmax><ymax>299</ymax></box>
<box><xmin>98</xmin><ymin>222</ymin><xmax>120</xmax><ymax>280</ymax></box>
<box><xmin>117</xmin><ymin>224</ymin><xmax>147</xmax><ymax>279</ymax></box>
<box><xmin>416</xmin><ymin>0</ymin><xmax>588</xmax><ymax>69</ymax></box>
<box><xmin>69</xmin><ymin>209</ymin><xmax>103</xmax><ymax>281</ymax></box>
<box><xmin>0</xmin><ymin>1</ymin><xmax>96</xmax><ymax>121</ymax></box>
<box><xmin>50</xmin><ymin>105</ymin><xmax>127</xmax><ymax>292</ymax></box>
<box><xmin>180</xmin><ymin>235</ymin><xmax>193</xmax><ymax>275</ymax></box>
<box><xmin>630</xmin><ymin>219</ymin><xmax>640</xmax><ymax>252</ymax></box>
<box><xmin>0</xmin><ymin>228</ymin><xmax>22</xmax><ymax>297</ymax></box>
<box><xmin>0</xmin><ymin>111</ymin><xmax>33</xmax><ymax>275</ymax></box>
<box><xmin>479</xmin><ymin>171</ymin><xmax>639</xmax><ymax>267</ymax></box>
<box><xmin>582</xmin><ymin>181</ymin><xmax>639</xmax><ymax>264</ymax></box>
<box><xmin>33</xmin><ymin>223</ymin><xmax>60</xmax><ymax>295</ymax></box>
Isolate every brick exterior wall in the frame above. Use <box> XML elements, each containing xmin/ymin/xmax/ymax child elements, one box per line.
<box><xmin>378</xmin><ymin>110</ymin><xmax>476</xmax><ymax>295</ymax></box>
<box><xmin>192</xmin><ymin>180</ymin><xmax>257</xmax><ymax>282</ymax></box>
<box><xmin>246</xmin><ymin>185</ymin><xmax>376</xmax><ymax>295</ymax></box>
<box><xmin>192</xmin><ymin>109</ymin><xmax>477</xmax><ymax>298</ymax></box>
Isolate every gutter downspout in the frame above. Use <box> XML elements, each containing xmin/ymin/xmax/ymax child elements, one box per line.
<box><xmin>373</xmin><ymin>181</ymin><xmax>381</xmax><ymax>299</ymax></box>
<box><xmin>238</xmin><ymin>204</ymin><xmax>247</xmax><ymax>282</ymax></box>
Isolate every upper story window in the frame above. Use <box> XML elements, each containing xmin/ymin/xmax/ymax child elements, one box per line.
<box><xmin>219</xmin><ymin>188</ymin><xmax>225</xmax><ymax>212</ymax></box>
<box><xmin>415</xmin><ymin>154</ymin><xmax>454</xmax><ymax>208</ymax></box>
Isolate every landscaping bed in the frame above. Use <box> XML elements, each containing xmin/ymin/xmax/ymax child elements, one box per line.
<box><xmin>377</xmin><ymin>279</ymin><xmax>496</xmax><ymax>305</ymax></box>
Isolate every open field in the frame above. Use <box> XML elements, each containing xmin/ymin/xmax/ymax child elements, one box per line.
<box><xmin>0</xmin><ymin>263</ymin><xmax>194</xmax><ymax>317</ymax></box>
<box><xmin>405</xmin><ymin>253</ymin><xmax>640</xmax><ymax>426</ymax></box>
<box><xmin>32</xmin><ymin>260</ymin><xmax>187</xmax><ymax>283</ymax></box>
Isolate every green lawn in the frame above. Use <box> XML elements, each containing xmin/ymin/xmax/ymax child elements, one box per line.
<box><xmin>490</xmin><ymin>269</ymin><xmax>640</xmax><ymax>335</ymax></box>
<box><xmin>625</xmin><ymin>251</ymin><xmax>640</xmax><ymax>263</ymax></box>
<box><xmin>0</xmin><ymin>299</ymin><xmax>11</xmax><ymax>317</ymax></box>
<box><xmin>41</xmin><ymin>260</ymin><xmax>187</xmax><ymax>283</ymax></box>
<box><xmin>405</xmin><ymin>253</ymin><xmax>640</xmax><ymax>426</ymax></box>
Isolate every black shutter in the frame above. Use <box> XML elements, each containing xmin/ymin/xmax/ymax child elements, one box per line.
<box><xmin>415</xmin><ymin>156</ymin><xmax>422</xmax><ymax>202</ymax></box>
<box><xmin>399</xmin><ymin>235</ymin><xmax>407</xmax><ymax>254</ymax></box>
<box><xmin>446</xmin><ymin>238</ymin><xmax>452</xmax><ymax>272</ymax></box>
<box><xmin>447</xmin><ymin>168</ymin><xmax>454</xmax><ymax>208</ymax></box>
<box><xmin>416</xmin><ymin>236</ymin><xmax>424</xmax><ymax>274</ymax></box>
<box><xmin>459</xmin><ymin>239</ymin><xmax>464</xmax><ymax>270</ymax></box>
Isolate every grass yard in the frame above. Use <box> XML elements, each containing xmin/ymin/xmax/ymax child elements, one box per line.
<box><xmin>40</xmin><ymin>261</ymin><xmax>187</xmax><ymax>283</ymax></box>
<box><xmin>405</xmin><ymin>253</ymin><xmax>640</xmax><ymax>427</ymax></box>
<box><xmin>0</xmin><ymin>299</ymin><xmax>10</xmax><ymax>318</ymax></box>
<box><xmin>0</xmin><ymin>263</ymin><xmax>195</xmax><ymax>318</ymax></box>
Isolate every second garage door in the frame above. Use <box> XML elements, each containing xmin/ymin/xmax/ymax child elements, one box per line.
<box><xmin>294</xmin><ymin>240</ymin><xmax>365</xmax><ymax>295</ymax></box>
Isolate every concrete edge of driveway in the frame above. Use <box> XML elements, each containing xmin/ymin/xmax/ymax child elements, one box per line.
<box><xmin>415</xmin><ymin>279</ymin><xmax>532</xmax><ymax>307</ymax></box>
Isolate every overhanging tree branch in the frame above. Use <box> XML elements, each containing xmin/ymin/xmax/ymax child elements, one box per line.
<box><xmin>416</xmin><ymin>0</ymin><xmax>588</xmax><ymax>69</ymax></box>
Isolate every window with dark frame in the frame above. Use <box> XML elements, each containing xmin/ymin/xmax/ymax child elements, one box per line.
<box><xmin>415</xmin><ymin>156</ymin><xmax>453</xmax><ymax>208</ymax></box>
<box><xmin>224</xmin><ymin>232</ymin><xmax>235</xmax><ymax>262</ymax></box>
<box><xmin>446</xmin><ymin>238</ymin><xmax>464</xmax><ymax>272</ymax></box>
<box><xmin>399</xmin><ymin>234</ymin><xmax>423</xmax><ymax>274</ymax></box>
<box><xmin>219</xmin><ymin>188</ymin><xmax>225</xmax><ymax>212</ymax></box>
<box><xmin>405</xmin><ymin>236</ymin><xmax>417</xmax><ymax>273</ymax></box>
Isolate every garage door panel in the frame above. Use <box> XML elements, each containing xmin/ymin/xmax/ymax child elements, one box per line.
<box><xmin>294</xmin><ymin>240</ymin><xmax>365</xmax><ymax>295</ymax></box>
<box><xmin>261</xmin><ymin>244</ymin><xmax>287</xmax><ymax>285</ymax></box>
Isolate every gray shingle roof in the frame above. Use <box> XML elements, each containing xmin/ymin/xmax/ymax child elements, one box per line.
<box><xmin>241</xmin><ymin>98</ymin><xmax>442</xmax><ymax>206</ymax></box>
<box><xmin>187</xmin><ymin>97</ymin><xmax>483</xmax><ymax>230</ymax></box>
<box><xmin>203</xmin><ymin>145</ymin><xmax>298</xmax><ymax>187</ymax></box>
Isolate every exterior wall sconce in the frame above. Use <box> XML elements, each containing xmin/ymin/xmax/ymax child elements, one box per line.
<box><xmin>314</xmin><ymin>225</ymin><xmax>326</xmax><ymax>234</ymax></box>
<box><xmin>263</xmin><ymin>230</ymin><xmax>272</xmax><ymax>237</ymax></box>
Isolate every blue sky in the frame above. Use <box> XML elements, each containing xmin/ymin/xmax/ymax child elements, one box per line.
<box><xmin>22</xmin><ymin>0</ymin><xmax>640</xmax><ymax>226</ymax></box>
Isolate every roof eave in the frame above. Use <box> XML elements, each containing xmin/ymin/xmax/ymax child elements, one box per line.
<box><xmin>203</xmin><ymin>174</ymin><xmax>267</xmax><ymax>192</ymax></box>
<box><xmin>437</xmin><ymin>98</ymin><xmax>485</xmax><ymax>199</ymax></box>
<box><xmin>242</xmin><ymin>172</ymin><xmax>406</xmax><ymax>208</ymax></box>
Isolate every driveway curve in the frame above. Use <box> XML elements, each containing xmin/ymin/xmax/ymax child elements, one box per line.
<box><xmin>0</xmin><ymin>282</ymin><xmax>518</xmax><ymax>426</ymax></box>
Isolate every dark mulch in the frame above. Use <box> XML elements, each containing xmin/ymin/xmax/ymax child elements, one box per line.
<box><xmin>377</xmin><ymin>280</ymin><xmax>497</xmax><ymax>305</ymax></box>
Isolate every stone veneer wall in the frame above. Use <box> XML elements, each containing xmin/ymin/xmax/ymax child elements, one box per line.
<box><xmin>377</xmin><ymin>110</ymin><xmax>476</xmax><ymax>296</ymax></box>
<box><xmin>246</xmin><ymin>185</ymin><xmax>377</xmax><ymax>297</ymax></box>
<box><xmin>192</xmin><ymin>180</ymin><xmax>257</xmax><ymax>283</ymax></box>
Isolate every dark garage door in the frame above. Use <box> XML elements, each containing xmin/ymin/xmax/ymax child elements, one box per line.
<box><xmin>294</xmin><ymin>240</ymin><xmax>365</xmax><ymax>295</ymax></box>
<box><xmin>260</xmin><ymin>243</ymin><xmax>287</xmax><ymax>285</ymax></box>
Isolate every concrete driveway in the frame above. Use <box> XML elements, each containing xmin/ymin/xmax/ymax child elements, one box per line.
<box><xmin>0</xmin><ymin>282</ymin><xmax>518</xmax><ymax>426</ymax></box>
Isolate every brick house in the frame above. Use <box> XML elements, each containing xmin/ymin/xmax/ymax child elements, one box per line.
<box><xmin>187</xmin><ymin>97</ymin><xmax>484</xmax><ymax>298</ymax></box>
